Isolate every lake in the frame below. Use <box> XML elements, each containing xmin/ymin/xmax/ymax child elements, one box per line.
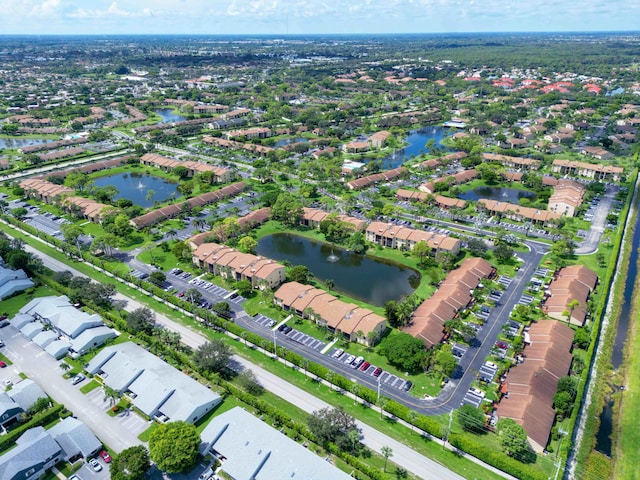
<box><xmin>256</xmin><ymin>233</ymin><xmax>420</xmax><ymax>306</ymax></box>
<box><xmin>155</xmin><ymin>109</ymin><xmax>187</xmax><ymax>124</ymax></box>
<box><xmin>459</xmin><ymin>186</ymin><xmax>537</xmax><ymax>203</ymax></box>
<box><xmin>274</xmin><ymin>137</ymin><xmax>308</xmax><ymax>148</ymax></box>
<box><xmin>92</xmin><ymin>172</ymin><xmax>181</xmax><ymax>208</ymax></box>
<box><xmin>0</xmin><ymin>137</ymin><xmax>53</xmax><ymax>149</ymax></box>
<box><xmin>378</xmin><ymin>127</ymin><xmax>452</xmax><ymax>169</ymax></box>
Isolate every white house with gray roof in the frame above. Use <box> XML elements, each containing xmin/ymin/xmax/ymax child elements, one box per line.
<box><xmin>0</xmin><ymin>265</ymin><xmax>34</xmax><ymax>300</ymax></box>
<box><xmin>200</xmin><ymin>407</ymin><xmax>353</xmax><ymax>480</ymax></box>
<box><xmin>0</xmin><ymin>417</ymin><xmax>101</xmax><ymax>480</ymax></box>
<box><xmin>86</xmin><ymin>342</ymin><xmax>221</xmax><ymax>424</ymax></box>
<box><xmin>14</xmin><ymin>295</ymin><xmax>117</xmax><ymax>358</ymax></box>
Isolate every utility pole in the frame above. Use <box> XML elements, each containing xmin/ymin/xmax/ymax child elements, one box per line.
<box><xmin>272</xmin><ymin>328</ymin><xmax>277</xmax><ymax>357</ymax></box>
<box><xmin>377</xmin><ymin>376</ymin><xmax>382</xmax><ymax>404</ymax></box>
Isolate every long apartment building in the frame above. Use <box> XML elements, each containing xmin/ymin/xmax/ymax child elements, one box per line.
<box><xmin>477</xmin><ymin>199</ymin><xmax>562</xmax><ymax>225</ymax></box>
<box><xmin>192</xmin><ymin>242</ymin><xmax>286</xmax><ymax>290</ymax></box>
<box><xmin>301</xmin><ymin>207</ymin><xmax>367</xmax><ymax>231</ymax></box>
<box><xmin>403</xmin><ymin>258</ymin><xmax>494</xmax><ymax>348</ymax></box>
<box><xmin>552</xmin><ymin>159</ymin><xmax>623</xmax><ymax>182</ymax></box>
<box><xmin>543</xmin><ymin>265</ymin><xmax>598</xmax><ymax>326</ymax></box>
<box><xmin>366</xmin><ymin>221</ymin><xmax>461</xmax><ymax>255</ymax></box>
<box><xmin>141</xmin><ymin>153</ymin><xmax>232</xmax><ymax>183</ymax></box>
<box><xmin>346</xmin><ymin>167</ymin><xmax>407</xmax><ymax>190</ymax></box>
<box><xmin>274</xmin><ymin>282</ymin><xmax>386</xmax><ymax>346</ymax></box>
<box><xmin>419</xmin><ymin>169</ymin><xmax>478</xmax><ymax>194</ymax></box>
<box><xmin>396</xmin><ymin>188</ymin><xmax>467</xmax><ymax>209</ymax></box>
<box><xmin>496</xmin><ymin>320</ymin><xmax>574</xmax><ymax>453</ymax></box>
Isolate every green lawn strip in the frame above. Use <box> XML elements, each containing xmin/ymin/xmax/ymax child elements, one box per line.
<box><xmin>137</xmin><ymin>423</ymin><xmax>159</xmax><ymax>442</ymax></box>
<box><xmin>0</xmin><ymin>353</ymin><xmax>13</xmax><ymax>366</ymax></box>
<box><xmin>80</xmin><ymin>379</ymin><xmax>101</xmax><ymax>394</ymax></box>
<box><xmin>0</xmin><ymin>285</ymin><xmax>58</xmax><ymax>317</ymax></box>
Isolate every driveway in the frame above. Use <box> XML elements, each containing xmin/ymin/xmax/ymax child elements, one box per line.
<box><xmin>575</xmin><ymin>184</ymin><xmax>617</xmax><ymax>255</ymax></box>
<box><xmin>0</xmin><ymin>325</ymin><xmax>146</xmax><ymax>453</ymax></box>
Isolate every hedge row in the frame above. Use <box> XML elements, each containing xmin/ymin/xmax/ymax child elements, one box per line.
<box><xmin>448</xmin><ymin>433</ymin><xmax>548</xmax><ymax>480</ymax></box>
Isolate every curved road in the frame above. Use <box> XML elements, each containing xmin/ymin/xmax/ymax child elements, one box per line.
<box><xmin>19</xmin><ymin>240</ymin><xmax>489</xmax><ymax>480</ymax></box>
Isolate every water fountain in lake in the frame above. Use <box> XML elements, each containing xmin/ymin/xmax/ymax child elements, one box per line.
<box><xmin>327</xmin><ymin>249</ymin><xmax>339</xmax><ymax>262</ymax></box>
<box><xmin>137</xmin><ymin>179</ymin><xmax>145</xmax><ymax>189</ymax></box>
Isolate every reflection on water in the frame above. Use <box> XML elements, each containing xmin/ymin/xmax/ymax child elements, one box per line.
<box><xmin>257</xmin><ymin>233</ymin><xmax>419</xmax><ymax>306</ymax></box>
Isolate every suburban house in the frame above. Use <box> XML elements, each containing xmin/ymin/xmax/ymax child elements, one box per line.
<box><xmin>86</xmin><ymin>342</ymin><xmax>222</xmax><ymax>424</ymax></box>
<box><xmin>192</xmin><ymin>242</ymin><xmax>286</xmax><ymax>289</ymax></box>
<box><xmin>496</xmin><ymin>320</ymin><xmax>575</xmax><ymax>453</ymax></box>
<box><xmin>419</xmin><ymin>169</ymin><xmax>478</xmax><ymax>194</ymax></box>
<box><xmin>396</xmin><ymin>188</ymin><xmax>467</xmax><ymax>210</ymax></box>
<box><xmin>0</xmin><ymin>380</ymin><xmax>48</xmax><ymax>431</ymax></box>
<box><xmin>200</xmin><ymin>407</ymin><xmax>353</xmax><ymax>480</ymax></box>
<box><xmin>140</xmin><ymin>153</ymin><xmax>232</xmax><ymax>183</ymax></box>
<box><xmin>552</xmin><ymin>159</ymin><xmax>623</xmax><ymax>182</ymax></box>
<box><xmin>581</xmin><ymin>146</ymin><xmax>614</xmax><ymax>161</ymax></box>
<box><xmin>365</xmin><ymin>222</ymin><xmax>461</xmax><ymax>255</ymax></box>
<box><xmin>12</xmin><ymin>295</ymin><xmax>117</xmax><ymax>359</ymax></box>
<box><xmin>367</xmin><ymin>130</ymin><xmax>391</xmax><ymax>148</ymax></box>
<box><xmin>300</xmin><ymin>207</ymin><xmax>367</xmax><ymax>231</ymax></box>
<box><xmin>346</xmin><ymin>167</ymin><xmax>407</xmax><ymax>190</ymax></box>
<box><xmin>543</xmin><ymin>265</ymin><xmax>598</xmax><ymax>326</ymax></box>
<box><xmin>274</xmin><ymin>282</ymin><xmax>387</xmax><ymax>346</ymax></box>
<box><xmin>404</xmin><ymin>258</ymin><xmax>494</xmax><ymax>348</ymax></box>
<box><xmin>0</xmin><ymin>265</ymin><xmax>34</xmax><ymax>300</ymax></box>
<box><xmin>0</xmin><ymin>417</ymin><xmax>101</xmax><ymax>480</ymax></box>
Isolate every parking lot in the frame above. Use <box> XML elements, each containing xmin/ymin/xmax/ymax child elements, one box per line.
<box><xmin>83</xmin><ymin>387</ymin><xmax>151</xmax><ymax>438</ymax></box>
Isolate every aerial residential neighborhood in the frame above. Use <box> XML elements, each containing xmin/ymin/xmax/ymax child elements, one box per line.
<box><xmin>0</xmin><ymin>8</ymin><xmax>638</xmax><ymax>480</ymax></box>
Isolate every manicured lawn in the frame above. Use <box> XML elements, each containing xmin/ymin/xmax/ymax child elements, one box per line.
<box><xmin>137</xmin><ymin>423</ymin><xmax>159</xmax><ymax>442</ymax></box>
<box><xmin>0</xmin><ymin>285</ymin><xmax>58</xmax><ymax>317</ymax></box>
<box><xmin>80</xmin><ymin>379</ymin><xmax>101</xmax><ymax>394</ymax></box>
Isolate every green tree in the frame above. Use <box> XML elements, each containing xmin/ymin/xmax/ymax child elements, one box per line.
<box><xmin>458</xmin><ymin>404</ymin><xmax>487</xmax><ymax>433</ymax></box>
<box><xmin>496</xmin><ymin>418</ymin><xmax>530</xmax><ymax>457</ymax></box>
<box><xmin>235</xmin><ymin>279</ymin><xmax>253</xmax><ymax>296</ymax></box>
<box><xmin>193</xmin><ymin>339</ymin><xmax>232</xmax><ymax>376</ymax></box>
<box><xmin>553</xmin><ymin>391</ymin><xmax>573</xmax><ymax>418</ymax></box>
<box><xmin>149</xmin><ymin>421</ymin><xmax>200</xmax><ymax>473</ymax></box>
<box><xmin>111</xmin><ymin>446</ymin><xmax>151</xmax><ymax>480</ymax></box>
<box><xmin>61</xmin><ymin>223</ymin><xmax>84</xmax><ymax>245</ymax></box>
<box><xmin>126</xmin><ymin>307</ymin><xmax>156</xmax><ymax>335</ymax></box>
<box><xmin>289</xmin><ymin>265</ymin><xmax>311</xmax><ymax>284</ymax></box>
<box><xmin>237</xmin><ymin>369</ymin><xmax>264</xmax><ymax>396</ymax></box>
<box><xmin>467</xmin><ymin>238</ymin><xmax>488</xmax><ymax>257</ymax></box>
<box><xmin>379</xmin><ymin>333</ymin><xmax>426</xmax><ymax>373</ymax></box>
<box><xmin>173</xmin><ymin>165</ymin><xmax>190</xmax><ymax>179</ymax></box>
<box><xmin>103</xmin><ymin>385</ymin><xmax>120</xmax><ymax>408</ymax></box>
<box><xmin>237</xmin><ymin>235</ymin><xmax>257</xmax><ymax>253</ymax></box>
<box><xmin>494</xmin><ymin>243</ymin><xmax>515</xmax><ymax>264</ymax></box>
<box><xmin>432</xmin><ymin>344</ymin><xmax>457</xmax><ymax>377</ymax></box>
<box><xmin>411</xmin><ymin>240</ymin><xmax>432</xmax><ymax>267</ymax></box>
<box><xmin>307</xmin><ymin>407</ymin><xmax>362</xmax><ymax>454</ymax></box>
<box><xmin>148</xmin><ymin>271</ymin><xmax>166</xmax><ymax>286</ymax></box>
<box><xmin>271</xmin><ymin>193</ymin><xmax>303</xmax><ymax>227</ymax></box>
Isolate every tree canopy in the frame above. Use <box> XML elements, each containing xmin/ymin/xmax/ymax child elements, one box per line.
<box><xmin>110</xmin><ymin>445</ymin><xmax>151</xmax><ymax>480</ymax></box>
<box><xmin>148</xmin><ymin>421</ymin><xmax>200</xmax><ymax>473</ymax></box>
<box><xmin>379</xmin><ymin>333</ymin><xmax>426</xmax><ymax>373</ymax></box>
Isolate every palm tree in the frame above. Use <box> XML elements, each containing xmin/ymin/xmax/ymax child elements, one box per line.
<box><xmin>381</xmin><ymin>446</ymin><xmax>393</xmax><ymax>472</ymax></box>
<box><xmin>59</xmin><ymin>362</ymin><xmax>71</xmax><ymax>373</ymax></box>
<box><xmin>103</xmin><ymin>385</ymin><xmax>120</xmax><ymax>408</ymax></box>
<box><xmin>166</xmin><ymin>229</ymin><xmax>178</xmax><ymax>240</ymax></box>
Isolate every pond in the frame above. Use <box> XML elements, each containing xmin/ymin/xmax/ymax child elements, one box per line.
<box><xmin>0</xmin><ymin>137</ymin><xmax>53</xmax><ymax>149</ymax></box>
<box><xmin>459</xmin><ymin>186</ymin><xmax>537</xmax><ymax>203</ymax></box>
<box><xmin>378</xmin><ymin>127</ymin><xmax>452</xmax><ymax>169</ymax></box>
<box><xmin>256</xmin><ymin>233</ymin><xmax>420</xmax><ymax>306</ymax></box>
<box><xmin>155</xmin><ymin>109</ymin><xmax>187</xmax><ymax>124</ymax></box>
<box><xmin>92</xmin><ymin>172</ymin><xmax>181</xmax><ymax>208</ymax></box>
<box><xmin>274</xmin><ymin>137</ymin><xmax>308</xmax><ymax>148</ymax></box>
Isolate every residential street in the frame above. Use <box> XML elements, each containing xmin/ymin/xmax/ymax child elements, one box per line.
<box><xmin>0</xmin><ymin>325</ymin><xmax>146</xmax><ymax>453</ymax></box>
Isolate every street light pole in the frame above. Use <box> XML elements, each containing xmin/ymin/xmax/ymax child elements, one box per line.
<box><xmin>272</xmin><ymin>328</ymin><xmax>277</xmax><ymax>357</ymax></box>
<box><xmin>377</xmin><ymin>376</ymin><xmax>382</xmax><ymax>404</ymax></box>
<box><xmin>443</xmin><ymin>409</ymin><xmax>453</xmax><ymax>450</ymax></box>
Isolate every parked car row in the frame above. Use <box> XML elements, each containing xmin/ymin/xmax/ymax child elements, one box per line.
<box><xmin>332</xmin><ymin>349</ymin><xmax>384</xmax><ymax>378</ymax></box>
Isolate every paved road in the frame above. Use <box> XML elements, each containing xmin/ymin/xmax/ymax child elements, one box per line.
<box><xmin>575</xmin><ymin>184</ymin><xmax>617</xmax><ymax>255</ymax></box>
<box><xmin>0</xmin><ymin>325</ymin><xmax>145</xmax><ymax>453</ymax></box>
<box><xmin>19</xmin><ymin>241</ymin><xmax>473</xmax><ymax>480</ymax></box>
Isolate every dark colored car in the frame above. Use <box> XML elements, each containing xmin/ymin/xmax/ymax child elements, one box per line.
<box><xmin>403</xmin><ymin>381</ymin><xmax>413</xmax><ymax>392</ymax></box>
<box><xmin>373</xmin><ymin>367</ymin><xmax>383</xmax><ymax>377</ymax></box>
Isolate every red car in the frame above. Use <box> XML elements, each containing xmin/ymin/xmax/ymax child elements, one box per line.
<box><xmin>373</xmin><ymin>367</ymin><xmax>383</xmax><ymax>377</ymax></box>
<box><xmin>0</xmin><ymin>361</ymin><xmax>6</xmax><ymax>368</ymax></box>
<box><xmin>99</xmin><ymin>450</ymin><xmax>112</xmax><ymax>463</ymax></box>
<box><xmin>359</xmin><ymin>361</ymin><xmax>371</xmax><ymax>372</ymax></box>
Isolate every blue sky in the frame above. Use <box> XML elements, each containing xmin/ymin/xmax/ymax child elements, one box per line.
<box><xmin>0</xmin><ymin>0</ymin><xmax>638</xmax><ymax>35</ymax></box>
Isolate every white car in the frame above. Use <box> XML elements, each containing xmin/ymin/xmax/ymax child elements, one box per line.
<box><xmin>88</xmin><ymin>458</ymin><xmax>102</xmax><ymax>472</ymax></box>
<box><xmin>469</xmin><ymin>388</ymin><xmax>485</xmax><ymax>398</ymax></box>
